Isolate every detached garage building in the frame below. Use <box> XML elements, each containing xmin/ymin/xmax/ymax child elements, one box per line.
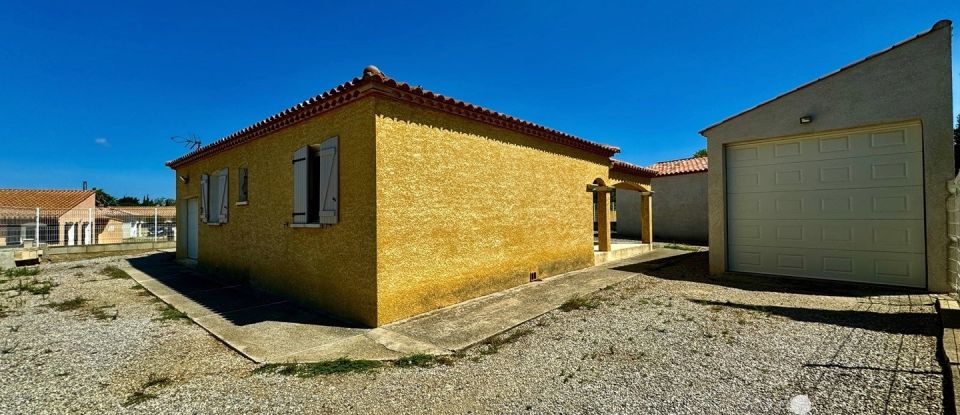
<box><xmin>703</xmin><ymin>20</ymin><xmax>953</xmax><ymax>290</ymax></box>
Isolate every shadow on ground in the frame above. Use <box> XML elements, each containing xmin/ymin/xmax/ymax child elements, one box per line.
<box><xmin>618</xmin><ymin>252</ymin><xmax>938</xmax><ymax>336</ymax></box>
<box><xmin>615</xmin><ymin>251</ymin><xmax>927</xmax><ymax>298</ymax></box>
<box><xmin>127</xmin><ymin>252</ymin><xmax>363</xmax><ymax>328</ymax></box>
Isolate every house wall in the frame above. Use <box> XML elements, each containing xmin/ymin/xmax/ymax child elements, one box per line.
<box><xmin>173</xmin><ymin>98</ymin><xmax>380</xmax><ymax>326</ymax></box>
<box><xmin>703</xmin><ymin>22</ymin><xmax>953</xmax><ymax>291</ymax></box>
<box><xmin>373</xmin><ymin>97</ymin><xmax>611</xmax><ymax>325</ymax></box>
<box><xmin>650</xmin><ymin>172</ymin><xmax>708</xmax><ymax>244</ymax></box>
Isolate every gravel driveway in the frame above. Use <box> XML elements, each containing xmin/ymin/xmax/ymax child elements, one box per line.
<box><xmin>0</xmin><ymin>251</ymin><xmax>943</xmax><ymax>414</ymax></box>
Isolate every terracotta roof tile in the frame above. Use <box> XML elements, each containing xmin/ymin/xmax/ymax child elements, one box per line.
<box><xmin>610</xmin><ymin>159</ymin><xmax>658</xmax><ymax>178</ymax></box>
<box><xmin>648</xmin><ymin>156</ymin><xmax>708</xmax><ymax>176</ymax></box>
<box><xmin>0</xmin><ymin>189</ymin><xmax>95</xmax><ymax>210</ymax></box>
<box><xmin>167</xmin><ymin>66</ymin><xmax>620</xmax><ymax>168</ymax></box>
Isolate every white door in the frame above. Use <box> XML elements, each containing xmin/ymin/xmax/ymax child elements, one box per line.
<box><xmin>725</xmin><ymin>122</ymin><xmax>925</xmax><ymax>287</ymax></box>
<box><xmin>186</xmin><ymin>198</ymin><xmax>199</xmax><ymax>259</ymax></box>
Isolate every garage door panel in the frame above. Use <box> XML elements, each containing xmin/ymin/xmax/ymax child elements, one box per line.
<box><xmin>728</xmin><ymin>219</ymin><xmax>924</xmax><ymax>253</ymax></box>
<box><xmin>728</xmin><ymin>245</ymin><xmax>925</xmax><ymax>287</ymax></box>
<box><xmin>727</xmin><ymin>152</ymin><xmax>922</xmax><ymax>193</ymax></box>
<box><xmin>727</xmin><ymin>187</ymin><xmax>924</xmax><ymax>220</ymax></box>
<box><xmin>725</xmin><ymin>122</ymin><xmax>925</xmax><ymax>288</ymax></box>
<box><xmin>725</xmin><ymin>125</ymin><xmax>922</xmax><ymax>169</ymax></box>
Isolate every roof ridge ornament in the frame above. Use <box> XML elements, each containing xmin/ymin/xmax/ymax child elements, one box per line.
<box><xmin>363</xmin><ymin>65</ymin><xmax>385</xmax><ymax>80</ymax></box>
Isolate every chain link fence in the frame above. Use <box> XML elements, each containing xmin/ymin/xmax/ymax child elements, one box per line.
<box><xmin>0</xmin><ymin>206</ymin><xmax>176</xmax><ymax>248</ymax></box>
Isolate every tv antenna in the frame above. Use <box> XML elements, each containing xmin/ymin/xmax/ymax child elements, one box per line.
<box><xmin>171</xmin><ymin>134</ymin><xmax>202</xmax><ymax>150</ymax></box>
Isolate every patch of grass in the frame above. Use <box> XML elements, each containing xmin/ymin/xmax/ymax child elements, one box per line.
<box><xmin>559</xmin><ymin>296</ymin><xmax>600</xmax><ymax>312</ymax></box>
<box><xmin>15</xmin><ymin>278</ymin><xmax>57</xmax><ymax>296</ymax></box>
<box><xmin>155</xmin><ymin>305</ymin><xmax>188</xmax><ymax>321</ymax></box>
<box><xmin>662</xmin><ymin>243</ymin><xmax>702</xmax><ymax>252</ymax></box>
<box><xmin>122</xmin><ymin>391</ymin><xmax>158</xmax><ymax>407</ymax></box>
<box><xmin>479</xmin><ymin>328</ymin><xmax>534</xmax><ymax>355</ymax></box>
<box><xmin>45</xmin><ymin>296</ymin><xmax>89</xmax><ymax>311</ymax></box>
<box><xmin>68</xmin><ymin>264</ymin><xmax>85</xmax><ymax>269</ymax></box>
<box><xmin>3</xmin><ymin>267</ymin><xmax>40</xmax><ymax>278</ymax></box>
<box><xmin>99</xmin><ymin>265</ymin><xmax>130</xmax><ymax>279</ymax></box>
<box><xmin>252</xmin><ymin>358</ymin><xmax>383</xmax><ymax>377</ymax></box>
<box><xmin>394</xmin><ymin>353</ymin><xmax>454</xmax><ymax>368</ymax></box>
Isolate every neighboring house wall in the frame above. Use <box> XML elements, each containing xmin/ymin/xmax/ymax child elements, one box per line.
<box><xmin>704</xmin><ymin>22</ymin><xmax>953</xmax><ymax>291</ymax></box>
<box><xmin>174</xmin><ymin>98</ymin><xmax>379</xmax><ymax>326</ymax></box>
<box><xmin>373</xmin><ymin>98</ymin><xmax>611</xmax><ymax>325</ymax></box>
<box><xmin>614</xmin><ymin>188</ymin><xmax>642</xmax><ymax>237</ymax></box>
<box><xmin>651</xmin><ymin>172</ymin><xmax>708</xmax><ymax>244</ymax></box>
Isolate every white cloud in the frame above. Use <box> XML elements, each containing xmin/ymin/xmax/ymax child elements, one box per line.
<box><xmin>94</xmin><ymin>137</ymin><xmax>109</xmax><ymax>147</ymax></box>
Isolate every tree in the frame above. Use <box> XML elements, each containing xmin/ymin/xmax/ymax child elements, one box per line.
<box><xmin>954</xmin><ymin>113</ymin><xmax>959</xmax><ymax>174</ymax></box>
<box><xmin>693</xmin><ymin>148</ymin><xmax>708</xmax><ymax>158</ymax></box>
<box><xmin>93</xmin><ymin>188</ymin><xmax>117</xmax><ymax>207</ymax></box>
<box><xmin>116</xmin><ymin>196</ymin><xmax>141</xmax><ymax>206</ymax></box>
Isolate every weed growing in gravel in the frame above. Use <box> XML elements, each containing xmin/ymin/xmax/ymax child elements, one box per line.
<box><xmin>479</xmin><ymin>329</ymin><xmax>534</xmax><ymax>355</ymax></box>
<box><xmin>559</xmin><ymin>296</ymin><xmax>600</xmax><ymax>312</ymax></box>
<box><xmin>99</xmin><ymin>265</ymin><xmax>130</xmax><ymax>279</ymax></box>
<box><xmin>155</xmin><ymin>305</ymin><xmax>188</xmax><ymax>321</ymax></box>
<box><xmin>68</xmin><ymin>264</ymin><xmax>85</xmax><ymax>269</ymax></box>
<box><xmin>45</xmin><ymin>297</ymin><xmax>89</xmax><ymax>311</ymax></box>
<box><xmin>123</xmin><ymin>374</ymin><xmax>171</xmax><ymax>407</ymax></box>
<box><xmin>15</xmin><ymin>278</ymin><xmax>57</xmax><ymax>296</ymax></box>
<box><xmin>3</xmin><ymin>267</ymin><xmax>40</xmax><ymax>278</ymax></box>
<box><xmin>142</xmin><ymin>374</ymin><xmax>172</xmax><ymax>388</ymax></box>
<box><xmin>253</xmin><ymin>358</ymin><xmax>383</xmax><ymax>377</ymax></box>
<box><xmin>89</xmin><ymin>305</ymin><xmax>118</xmax><ymax>320</ymax></box>
<box><xmin>122</xmin><ymin>391</ymin><xmax>158</xmax><ymax>407</ymax></box>
<box><xmin>394</xmin><ymin>353</ymin><xmax>454</xmax><ymax>368</ymax></box>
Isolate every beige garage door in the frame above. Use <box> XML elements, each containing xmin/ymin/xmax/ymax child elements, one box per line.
<box><xmin>725</xmin><ymin>122</ymin><xmax>926</xmax><ymax>287</ymax></box>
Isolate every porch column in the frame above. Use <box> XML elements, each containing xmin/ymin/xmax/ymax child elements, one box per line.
<box><xmin>597</xmin><ymin>191</ymin><xmax>612</xmax><ymax>252</ymax></box>
<box><xmin>641</xmin><ymin>192</ymin><xmax>653</xmax><ymax>244</ymax></box>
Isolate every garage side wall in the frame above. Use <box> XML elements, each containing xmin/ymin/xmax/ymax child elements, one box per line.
<box><xmin>373</xmin><ymin>98</ymin><xmax>610</xmax><ymax>325</ymax></box>
<box><xmin>173</xmin><ymin>98</ymin><xmax>380</xmax><ymax>326</ymax></box>
<box><xmin>651</xmin><ymin>172</ymin><xmax>708</xmax><ymax>244</ymax></box>
<box><xmin>703</xmin><ymin>24</ymin><xmax>953</xmax><ymax>291</ymax></box>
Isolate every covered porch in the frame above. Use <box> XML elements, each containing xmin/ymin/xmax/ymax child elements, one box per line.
<box><xmin>591</xmin><ymin>160</ymin><xmax>656</xmax><ymax>265</ymax></box>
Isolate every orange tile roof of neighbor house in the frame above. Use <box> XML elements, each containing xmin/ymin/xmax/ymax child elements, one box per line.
<box><xmin>648</xmin><ymin>156</ymin><xmax>708</xmax><ymax>177</ymax></box>
<box><xmin>0</xmin><ymin>189</ymin><xmax>95</xmax><ymax>209</ymax></box>
<box><xmin>167</xmin><ymin>66</ymin><xmax>621</xmax><ymax>168</ymax></box>
<box><xmin>610</xmin><ymin>159</ymin><xmax>658</xmax><ymax>178</ymax></box>
<box><xmin>700</xmin><ymin>19</ymin><xmax>952</xmax><ymax>134</ymax></box>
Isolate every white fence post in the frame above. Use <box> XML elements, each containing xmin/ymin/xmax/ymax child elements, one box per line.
<box><xmin>154</xmin><ymin>207</ymin><xmax>159</xmax><ymax>242</ymax></box>
<box><xmin>88</xmin><ymin>207</ymin><xmax>94</xmax><ymax>245</ymax></box>
<box><xmin>34</xmin><ymin>207</ymin><xmax>40</xmax><ymax>245</ymax></box>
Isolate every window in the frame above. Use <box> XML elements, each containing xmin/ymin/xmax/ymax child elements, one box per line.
<box><xmin>200</xmin><ymin>168</ymin><xmax>229</xmax><ymax>225</ymax></box>
<box><xmin>292</xmin><ymin>136</ymin><xmax>339</xmax><ymax>225</ymax></box>
<box><xmin>237</xmin><ymin>167</ymin><xmax>249</xmax><ymax>204</ymax></box>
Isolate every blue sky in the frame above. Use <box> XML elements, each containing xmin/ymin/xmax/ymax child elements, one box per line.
<box><xmin>0</xmin><ymin>1</ymin><xmax>958</xmax><ymax>198</ymax></box>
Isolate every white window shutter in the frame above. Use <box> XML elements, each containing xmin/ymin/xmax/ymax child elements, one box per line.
<box><xmin>292</xmin><ymin>146</ymin><xmax>309</xmax><ymax>224</ymax></box>
<box><xmin>217</xmin><ymin>168</ymin><xmax>229</xmax><ymax>224</ymax></box>
<box><xmin>200</xmin><ymin>173</ymin><xmax>209</xmax><ymax>223</ymax></box>
<box><xmin>318</xmin><ymin>137</ymin><xmax>339</xmax><ymax>224</ymax></box>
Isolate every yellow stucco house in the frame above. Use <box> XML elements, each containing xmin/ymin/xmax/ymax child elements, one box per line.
<box><xmin>167</xmin><ymin>66</ymin><xmax>655</xmax><ymax>327</ymax></box>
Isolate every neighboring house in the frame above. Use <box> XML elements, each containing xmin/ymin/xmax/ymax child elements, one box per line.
<box><xmin>0</xmin><ymin>189</ymin><xmax>97</xmax><ymax>246</ymax></box>
<box><xmin>166</xmin><ymin>66</ymin><xmax>656</xmax><ymax>327</ymax></box>
<box><xmin>636</xmin><ymin>156</ymin><xmax>709</xmax><ymax>244</ymax></box>
<box><xmin>702</xmin><ymin>21</ymin><xmax>953</xmax><ymax>290</ymax></box>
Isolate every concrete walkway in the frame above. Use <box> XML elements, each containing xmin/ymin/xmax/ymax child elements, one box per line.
<box><xmin>123</xmin><ymin>248</ymin><xmax>691</xmax><ymax>363</ymax></box>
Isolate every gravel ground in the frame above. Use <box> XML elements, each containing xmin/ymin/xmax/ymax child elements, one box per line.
<box><xmin>0</xmin><ymin>251</ymin><xmax>944</xmax><ymax>414</ymax></box>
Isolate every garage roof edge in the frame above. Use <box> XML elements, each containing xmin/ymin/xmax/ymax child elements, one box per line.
<box><xmin>699</xmin><ymin>19</ymin><xmax>952</xmax><ymax>136</ymax></box>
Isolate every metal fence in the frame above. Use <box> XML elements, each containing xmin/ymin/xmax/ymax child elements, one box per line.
<box><xmin>0</xmin><ymin>206</ymin><xmax>176</xmax><ymax>248</ymax></box>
